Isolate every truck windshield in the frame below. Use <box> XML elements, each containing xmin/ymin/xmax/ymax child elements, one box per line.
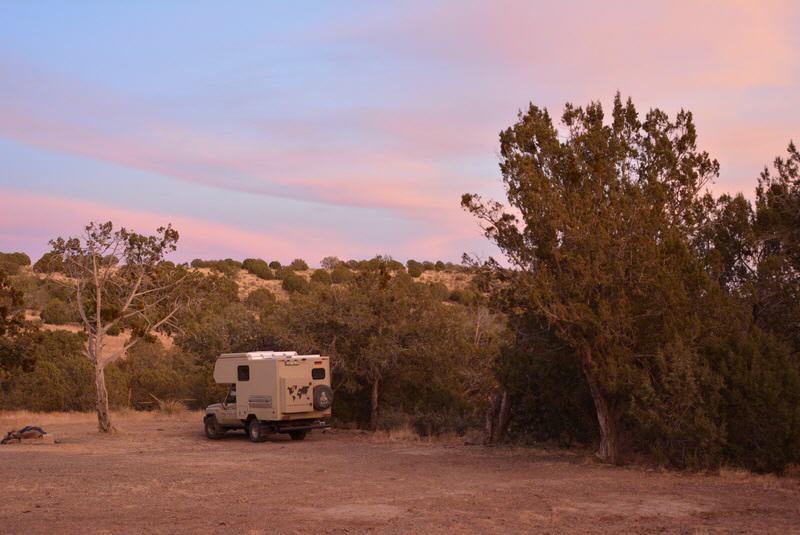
<box><xmin>224</xmin><ymin>385</ymin><xmax>237</xmax><ymax>405</ymax></box>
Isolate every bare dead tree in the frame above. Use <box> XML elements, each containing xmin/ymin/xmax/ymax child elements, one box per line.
<box><xmin>49</xmin><ymin>222</ymin><xmax>193</xmax><ymax>432</ymax></box>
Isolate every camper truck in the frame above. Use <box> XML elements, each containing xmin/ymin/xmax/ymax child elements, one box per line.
<box><xmin>203</xmin><ymin>351</ymin><xmax>333</xmax><ymax>442</ymax></box>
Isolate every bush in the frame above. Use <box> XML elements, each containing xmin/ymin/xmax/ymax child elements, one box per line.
<box><xmin>320</xmin><ymin>256</ymin><xmax>342</xmax><ymax>269</ymax></box>
<box><xmin>434</xmin><ymin>260</ymin><xmax>446</xmax><ymax>271</ymax></box>
<box><xmin>427</xmin><ymin>282</ymin><xmax>449</xmax><ymax>301</ymax></box>
<box><xmin>40</xmin><ymin>298</ymin><xmax>74</xmax><ymax>325</ymax></box>
<box><xmin>282</xmin><ymin>272</ymin><xmax>309</xmax><ymax>293</ymax></box>
<box><xmin>0</xmin><ymin>331</ymin><xmax>94</xmax><ymax>412</ymax></box>
<box><xmin>0</xmin><ymin>252</ymin><xmax>31</xmax><ymax>275</ymax></box>
<box><xmin>268</xmin><ymin>261</ymin><xmax>281</xmax><ymax>269</ymax></box>
<box><xmin>310</xmin><ymin>270</ymin><xmax>332</xmax><ymax>285</ymax></box>
<box><xmin>244</xmin><ymin>288</ymin><xmax>277</xmax><ymax>311</ymax></box>
<box><xmin>242</xmin><ymin>258</ymin><xmax>274</xmax><ymax>280</ymax></box>
<box><xmin>330</xmin><ymin>264</ymin><xmax>354</xmax><ymax>283</ymax></box>
<box><xmin>407</xmin><ymin>264</ymin><xmax>423</xmax><ymax>278</ymax></box>
<box><xmin>190</xmin><ymin>258</ymin><xmax>241</xmax><ymax>277</ymax></box>
<box><xmin>274</xmin><ymin>267</ymin><xmax>292</xmax><ymax>280</ymax></box>
<box><xmin>290</xmin><ymin>258</ymin><xmax>309</xmax><ymax>271</ymax></box>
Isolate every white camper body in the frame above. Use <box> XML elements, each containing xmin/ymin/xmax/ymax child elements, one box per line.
<box><xmin>204</xmin><ymin>351</ymin><xmax>332</xmax><ymax>442</ymax></box>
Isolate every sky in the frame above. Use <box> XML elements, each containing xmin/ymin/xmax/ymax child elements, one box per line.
<box><xmin>1</xmin><ymin>1</ymin><xmax>798</xmax><ymax>265</ymax></box>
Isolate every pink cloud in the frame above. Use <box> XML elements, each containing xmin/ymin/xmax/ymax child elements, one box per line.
<box><xmin>0</xmin><ymin>188</ymin><xmax>362</xmax><ymax>262</ymax></box>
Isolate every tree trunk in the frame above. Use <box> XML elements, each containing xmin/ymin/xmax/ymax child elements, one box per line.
<box><xmin>94</xmin><ymin>363</ymin><xmax>113</xmax><ymax>433</ymax></box>
<box><xmin>494</xmin><ymin>390</ymin><xmax>511</xmax><ymax>443</ymax></box>
<box><xmin>483</xmin><ymin>390</ymin><xmax>512</xmax><ymax>444</ymax></box>
<box><xmin>581</xmin><ymin>358</ymin><xmax>618</xmax><ymax>464</ymax></box>
<box><xmin>483</xmin><ymin>392</ymin><xmax>500</xmax><ymax>444</ymax></box>
<box><xmin>369</xmin><ymin>376</ymin><xmax>380</xmax><ymax>431</ymax></box>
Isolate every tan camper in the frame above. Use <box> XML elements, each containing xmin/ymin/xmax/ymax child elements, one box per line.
<box><xmin>203</xmin><ymin>351</ymin><xmax>333</xmax><ymax>442</ymax></box>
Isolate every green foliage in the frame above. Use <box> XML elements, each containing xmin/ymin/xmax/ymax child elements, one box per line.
<box><xmin>406</xmin><ymin>260</ymin><xmax>423</xmax><ymax>278</ymax></box>
<box><xmin>434</xmin><ymin>260</ymin><xmax>445</xmax><ymax>271</ymax></box>
<box><xmin>426</xmin><ymin>282</ymin><xmax>449</xmax><ymax>301</ymax></box>
<box><xmin>110</xmin><ymin>340</ymin><xmax>213</xmax><ymax>410</ymax></box>
<box><xmin>190</xmin><ymin>258</ymin><xmax>241</xmax><ymax>277</ymax></box>
<box><xmin>310</xmin><ymin>269</ymin><xmax>332</xmax><ymax>285</ymax></box>
<box><xmin>330</xmin><ymin>264</ymin><xmax>354</xmax><ymax>283</ymax></box>
<box><xmin>242</xmin><ymin>258</ymin><xmax>274</xmax><ymax>280</ymax></box>
<box><xmin>175</xmin><ymin>301</ymin><xmax>261</xmax><ymax>360</ymax></box>
<box><xmin>244</xmin><ymin>288</ymin><xmax>277</xmax><ymax>312</ymax></box>
<box><xmin>1</xmin><ymin>330</ymin><xmax>94</xmax><ymax>411</ymax></box>
<box><xmin>268</xmin><ymin>260</ymin><xmax>281</xmax><ymax>269</ymax></box>
<box><xmin>40</xmin><ymin>298</ymin><xmax>74</xmax><ymax>325</ymax></box>
<box><xmin>33</xmin><ymin>252</ymin><xmax>64</xmax><ymax>273</ymax></box>
<box><xmin>0</xmin><ymin>269</ymin><xmax>33</xmax><ymax>379</ymax></box>
<box><xmin>289</xmin><ymin>258</ymin><xmax>309</xmax><ymax>271</ymax></box>
<box><xmin>320</xmin><ymin>256</ymin><xmax>342</xmax><ymax>269</ymax></box>
<box><xmin>464</xmin><ymin>94</ymin><xmax>800</xmax><ymax>471</ymax></box>
<box><xmin>0</xmin><ymin>252</ymin><xmax>31</xmax><ymax>274</ymax></box>
<box><xmin>281</xmin><ymin>272</ymin><xmax>309</xmax><ymax>293</ymax></box>
<box><xmin>706</xmin><ymin>328</ymin><xmax>800</xmax><ymax>472</ymax></box>
<box><xmin>265</xmin><ymin>268</ymin><xmax>492</xmax><ymax>430</ymax></box>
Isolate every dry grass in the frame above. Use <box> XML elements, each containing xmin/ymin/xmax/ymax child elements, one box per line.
<box><xmin>156</xmin><ymin>400</ymin><xmax>187</xmax><ymax>415</ymax></box>
<box><xmin>418</xmin><ymin>270</ymin><xmax>472</xmax><ymax>290</ymax></box>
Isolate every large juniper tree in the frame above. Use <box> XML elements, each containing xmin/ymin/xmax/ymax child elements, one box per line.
<box><xmin>463</xmin><ymin>94</ymin><xmax>720</xmax><ymax>463</ymax></box>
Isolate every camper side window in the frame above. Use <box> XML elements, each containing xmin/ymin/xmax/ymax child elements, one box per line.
<box><xmin>237</xmin><ymin>365</ymin><xmax>250</xmax><ymax>381</ymax></box>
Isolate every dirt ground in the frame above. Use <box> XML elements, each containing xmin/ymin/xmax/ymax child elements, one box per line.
<box><xmin>1</xmin><ymin>412</ymin><xmax>798</xmax><ymax>534</ymax></box>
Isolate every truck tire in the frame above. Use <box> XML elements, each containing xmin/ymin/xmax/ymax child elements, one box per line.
<box><xmin>247</xmin><ymin>418</ymin><xmax>268</xmax><ymax>443</ymax></box>
<box><xmin>204</xmin><ymin>415</ymin><xmax>224</xmax><ymax>440</ymax></box>
<box><xmin>313</xmin><ymin>385</ymin><xmax>333</xmax><ymax>411</ymax></box>
<box><xmin>289</xmin><ymin>430</ymin><xmax>307</xmax><ymax>441</ymax></box>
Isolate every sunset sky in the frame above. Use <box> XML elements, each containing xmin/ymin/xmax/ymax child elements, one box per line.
<box><xmin>1</xmin><ymin>1</ymin><xmax>798</xmax><ymax>264</ymax></box>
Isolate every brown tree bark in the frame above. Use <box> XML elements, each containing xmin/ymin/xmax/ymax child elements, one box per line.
<box><xmin>369</xmin><ymin>376</ymin><xmax>380</xmax><ymax>431</ymax></box>
<box><xmin>483</xmin><ymin>392</ymin><xmax>500</xmax><ymax>444</ymax></box>
<box><xmin>494</xmin><ymin>390</ymin><xmax>512</xmax><ymax>443</ymax></box>
<box><xmin>94</xmin><ymin>364</ymin><xmax>112</xmax><ymax>433</ymax></box>
<box><xmin>483</xmin><ymin>390</ymin><xmax>512</xmax><ymax>444</ymax></box>
<box><xmin>581</xmin><ymin>357</ymin><xmax>619</xmax><ymax>464</ymax></box>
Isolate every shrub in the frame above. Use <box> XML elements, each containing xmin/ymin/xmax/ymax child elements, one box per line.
<box><xmin>331</xmin><ymin>264</ymin><xmax>354</xmax><ymax>283</ymax></box>
<box><xmin>268</xmin><ymin>260</ymin><xmax>281</xmax><ymax>269</ymax></box>
<box><xmin>434</xmin><ymin>260</ymin><xmax>446</xmax><ymax>271</ymax></box>
<box><xmin>427</xmin><ymin>282</ymin><xmax>449</xmax><ymax>301</ymax></box>
<box><xmin>242</xmin><ymin>258</ymin><xmax>274</xmax><ymax>280</ymax></box>
<box><xmin>106</xmin><ymin>323</ymin><xmax>122</xmax><ymax>336</ymax></box>
<box><xmin>0</xmin><ymin>252</ymin><xmax>31</xmax><ymax>275</ymax></box>
<box><xmin>40</xmin><ymin>298</ymin><xmax>74</xmax><ymax>325</ymax></box>
<box><xmin>244</xmin><ymin>288</ymin><xmax>277</xmax><ymax>311</ymax></box>
<box><xmin>310</xmin><ymin>269</ymin><xmax>332</xmax><ymax>285</ymax></box>
<box><xmin>320</xmin><ymin>256</ymin><xmax>342</xmax><ymax>269</ymax></box>
<box><xmin>0</xmin><ymin>330</ymin><xmax>94</xmax><ymax>412</ymax></box>
<box><xmin>407</xmin><ymin>264</ymin><xmax>423</xmax><ymax>278</ymax></box>
<box><xmin>282</xmin><ymin>272</ymin><xmax>309</xmax><ymax>293</ymax></box>
<box><xmin>289</xmin><ymin>258</ymin><xmax>309</xmax><ymax>271</ymax></box>
<box><xmin>274</xmin><ymin>267</ymin><xmax>292</xmax><ymax>280</ymax></box>
<box><xmin>190</xmin><ymin>258</ymin><xmax>241</xmax><ymax>277</ymax></box>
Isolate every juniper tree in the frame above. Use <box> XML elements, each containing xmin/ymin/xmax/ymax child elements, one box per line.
<box><xmin>463</xmin><ymin>94</ymin><xmax>720</xmax><ymax>463</ymax></box>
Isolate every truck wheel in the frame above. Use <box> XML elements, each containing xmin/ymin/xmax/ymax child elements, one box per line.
<box><xmin>248</xmin><ymin>418</ymin><xmax>267</xmax><ymax>443</ymax></box>
<box><xmin>289</xmin><ymin>430</ymin><xmax>307</xmax><ymax>441</ymax></box>
<box><xmin>204</xmin><ymin>415</ymin><xmax>224</xmax><ymax>440</ymax></box>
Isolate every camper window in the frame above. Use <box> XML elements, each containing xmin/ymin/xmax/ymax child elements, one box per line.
<box><xmin>237</xmin><ymin>365</ymin><xmax>250</xmax><ymax>381</ymax></box>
